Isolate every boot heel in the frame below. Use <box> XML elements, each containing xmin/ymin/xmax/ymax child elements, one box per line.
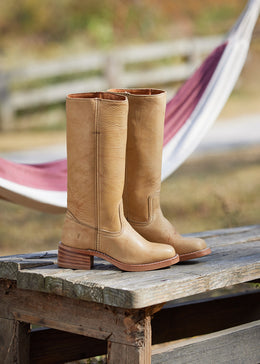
<box><xmin>58</xmin><ymin>243</ymin><xmax>94</xmax><ymax>270</ymax></box>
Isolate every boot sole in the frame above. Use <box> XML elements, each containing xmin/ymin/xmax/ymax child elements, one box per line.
<box><xmin>57</xmin><ymin>242</ymin><xmax>179</xmax><ymax>271</ymax></box>
<box><xmin>179</xmin><ymin>247</ymin><xmax>211</xmax><ymax>262</ymax></box>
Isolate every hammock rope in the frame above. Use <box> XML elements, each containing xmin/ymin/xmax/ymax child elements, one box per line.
<box><xmin>0</xmin><ymin>0</ymin><xmax>259</xmax><ymax>213</ymax></box>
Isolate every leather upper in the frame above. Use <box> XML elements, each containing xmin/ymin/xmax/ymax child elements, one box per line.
<box><xmin>109</xmin><ymin>88</ymin><xmax>166</xmax><ymax>222</ymax></box>
<box><xmin>62</xmin><ymin>92</ymin><xmax>176</xmax><ymax>264</ymax></box>
<box><xmin>109</xmin><ymin>88</ymin><xmax>208</xmax><ymax>255</ymax></box>
<box><xmin>66</xmin><ymin>92</ymin><xmax>128</xmax><ymax>232</ymax></box>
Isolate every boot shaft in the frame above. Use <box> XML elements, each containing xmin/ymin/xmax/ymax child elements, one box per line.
<box><xmin>61</xmin><ymin>91</ymin><xmax>178</xmax><ymax>270</ymax></box>
<box><xmin>66</xmin><ymin>92</ymin><xmax>128</xmax><ymax>232</ymax></box>
<box><xmin>109</xmin><ymin>89</ymin><xmax>166</xmax><ymax>223</ymax></box>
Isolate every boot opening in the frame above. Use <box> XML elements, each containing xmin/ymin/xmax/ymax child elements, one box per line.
<box><xmin>67</xmin><ymin>92</ymin><xmax>126</xmax><ymax>101</ymax></box>
<box><xmin>108</xmin><ymin>88</ymin><xmax>165</xmax><ymax>96</ymax></box>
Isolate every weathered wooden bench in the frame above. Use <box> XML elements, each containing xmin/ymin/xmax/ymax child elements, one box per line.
<box><xmin>0</xmin><ymin>225</ymin><xmax>259</xmax><ymax>364</ymax></box>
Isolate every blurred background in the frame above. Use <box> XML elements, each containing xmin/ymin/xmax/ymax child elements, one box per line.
<box><xmin>0</xmin><ymin>0</ymin><xmax>259</xmax><ymax>255</ymax></box>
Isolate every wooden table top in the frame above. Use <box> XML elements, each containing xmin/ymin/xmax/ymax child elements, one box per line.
<box><xmin>0</xmin><ymin>225</ymin><xmax>259</xmax><ymax>309</ymax></box>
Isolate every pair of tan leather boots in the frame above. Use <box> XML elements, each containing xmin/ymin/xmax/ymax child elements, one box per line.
<box><xmin>58</xmin><ymin>88</ymin><xmax>211</xmax><ymax>272</ymax></box>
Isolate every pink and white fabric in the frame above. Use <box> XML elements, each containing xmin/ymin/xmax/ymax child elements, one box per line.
<box><xmin>0</xmin><ymin>0</ymin><xmax>259</xmax><ymax>213</ymax></box>
<box><xmin>162</xmin><ymin>0</ymin><xmax>260</xmax><ymax>179</ymax></box>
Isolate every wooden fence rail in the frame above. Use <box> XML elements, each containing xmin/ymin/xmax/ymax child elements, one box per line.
<box><xmin>0</xmin><ymin>35</ymin><xmax>222</xmax><ymax>131</ymax></box>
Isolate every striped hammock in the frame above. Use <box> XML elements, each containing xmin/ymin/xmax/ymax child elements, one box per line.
<box><xmin>0</xmin><ymin>0</ymin><xmax>259</xmax><ymax>214</ymax></box>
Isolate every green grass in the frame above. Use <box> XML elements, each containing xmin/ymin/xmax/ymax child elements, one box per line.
<box><xmin>0</xmin><ymin>146</ymin><xmax>259</xmax><ymax>256</ymax></box>
<box><xmin>0</xmin><ymin>202</ymin><xmax>64</xmax><ymax>256</ymax></box>
<box><xmin>161</xmin><ymin>146</ymin><xmax>260</xmax><ymax>233</ymax></box>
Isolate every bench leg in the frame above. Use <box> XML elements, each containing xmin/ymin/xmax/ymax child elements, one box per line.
<box><xmin>107</xmin><ymin>315</ymin><xmax>152</xmax><ymax>364</ymax></box>
<box><xmin>0</xmin><ymin>317</ymin><xmax>30</xmax><ymax>364</ymax></box>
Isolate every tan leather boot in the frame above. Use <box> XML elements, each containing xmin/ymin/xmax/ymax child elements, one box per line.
<box><xmin>108</xmin><ymin>88</ymin><xmax>211</xmax><ymax>261</ymax></box>
<box><xmin>58</xmin><ymin>92</ymin><xmax>179</xmax><ymax>271</ymax></box>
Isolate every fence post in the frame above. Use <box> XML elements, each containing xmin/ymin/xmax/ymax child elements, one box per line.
<box><xmin>187</xmin><ymin>40</ymin><xmax>201</xmax><ymax>70</ymax></box>
<box><xmin>0</xmin><ymin>71</ymin><xmax>14</xmax><ymax>131</ymax></box>
<box><xmin>105</xmin><ymin>53</ymin><xmax>124</xmax><ymax>89</ymax></box>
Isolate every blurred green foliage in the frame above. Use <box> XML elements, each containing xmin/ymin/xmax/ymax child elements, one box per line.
<box><xmin>0</xmin><ymin>0</ymin><xmax>246</xmax><ymax>51</ymax></box>
<box><xmin>195</xmin><ymin>4</ymin><xmax>239</xmax><ymax>34</ymax></box>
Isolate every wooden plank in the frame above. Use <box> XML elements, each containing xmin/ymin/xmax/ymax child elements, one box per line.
<box><xmin>11</xmin><ymin>52</ymin><xmax>106</xmax><ymax>83</ymax></box>
<box><xmin>0</xmin><ymin>261</ymin><xmax>56</xmax><ymax>280</ymax></box>
<box><xmin>0</xmin><ymin>251</ymin><xmax>57</xmax><ymax>280</ymax></box>
<box><xmin>108</xmin><ymin>341</ymin><xmax>150</xmax><ymax>364</ymax></box>
<box><xmin>30</xmin><ymin>328</ymin><xmax>106</xmax><ymax>364</ymax></box>
<box><xmin>204</xmin><ymin>225</ymin><xmax>260</xmax><ymax>248</ymax></box>
<box><xmin>152</xmin><ymin>320</ymin><xmax>260</xmax><ymax>364</ymax></box>
<box><xmin>0</xmin><ymin>225</ymin><xmax>257</xmax><ymax>275</ymax></box>
<box><xmin>0</xmin><ymin>226</ymin><xmax>259</xmax><ymax>308</ymax></box>
<box><xmin>107</xmin><ymin>315</ymin><xmax>152</xmax><ymax>364</ymax></box>
<box><xmin>5</xmin><ymin>251</ymin><xmax>57</xmax><ymax>259</ymax></box>
<box><xmin>10</xmin><ymin>77</ymin><xmax>108</xmax><ymax>109</ymax></box>
<box><xmin>20</xmin><ymin>289</ymin><xmax>260</xmax><ymax>362</ymax></box>
<box><xmin>152</xmin><ymin>290</ymin><xmax>260</xmax><ymax>344</ymax></box>
<box><xmin>121</xmin><ymin>64</ymin><xmax>196</xmax><ymax>88</ymax></box>
<box><xmin>0</xmin><ymin>72</ymin><xmax>14</xmax><ymax>131</ymax></box>
<box><xmin>0</xmin><ymin>317</ymin><xmax>30</xmax><ymax>364</ymax></box>
<box><xmin>10</xmin><ymin>36</ymin><xmax>222</xmax><ymax>83</ymax></box>
<box><xmin>116</xmin><ymin>36</ymin><xmax>222</xmax><ymax>63</ymax></box>
<box><xmin>11</xmin><ymin>63</ymin><xmax>197</xmax><ymax>110</ymax></box>
<box><xmin>0</xmin><ymin>279</ymin><xmax>161</xmax><ymax>345</ymax></box>
<box><xmin>16</xmin><ymin>239</ymin><xmax>260</xmax><ymax>308</ymax></box>
<box><xmin>185</xmin><ymin>224</ymin><xmax>259</xmax><ymax>239</ymax></box>
<box><xmin>8</xmin><ymin>288</ymin><xmax>257</xmax><ymax>363</ymax></box>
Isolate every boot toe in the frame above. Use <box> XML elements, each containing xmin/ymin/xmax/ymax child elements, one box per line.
<box><xmin>176</xmin><ymin>235</ymin><xmax>208</xmax><ymax>254</ymax></box>
<box><xmin>192</xmin><ymin>237</ymin><xmax>207</xmax><ymax>252</ymax></box>
<box><xmin>150</xmin><ymin>242</ymin><xmax>177</xmax><ymax>261</ymax></box>
<box><xmin>176</xmin><ymin>236</ymin><xmax>211</xmax><ymax>261</ymax></box>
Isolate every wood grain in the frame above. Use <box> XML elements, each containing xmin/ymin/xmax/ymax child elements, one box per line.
<box><xmin>17</xmin><ymin>238</ymin><xmax>260</xmax><ymax>307</ymax></box>
<box><xmin>18</xmin><ymin>289</ymin><xmax>259</xmax><ymax>362</ymax></box>
<box><xmin>0</xmin><ymin>250</ymin><xmax>57</xmax><ymax>280</ymax></box>
<box><xmin>0</xmin><ymin>226</ymin><xmax>259</xmax><ymax>309</ymax></box>
<box><xmin>108</xmin><ymin>315</ymin><xmax>152</xmax><ymax>364</ymax></box>
<box><xmin>152</xmin><ymin>320</ymin><xmax>260</xmax><ymax>364</ymax></box>
<box><xmin>0</xmin><ymin>226</ymin><xmax>258</xmax><ymax>364</ymax></box>
<box><xmin>0</xmin><ymin>317</ymin><xmax>30</xmax><ymax>364</ymax></box>
<box><xmin>0</xmin><ymin>279</ymin><xmax>161</xmax><ymax>346</ymax></box>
